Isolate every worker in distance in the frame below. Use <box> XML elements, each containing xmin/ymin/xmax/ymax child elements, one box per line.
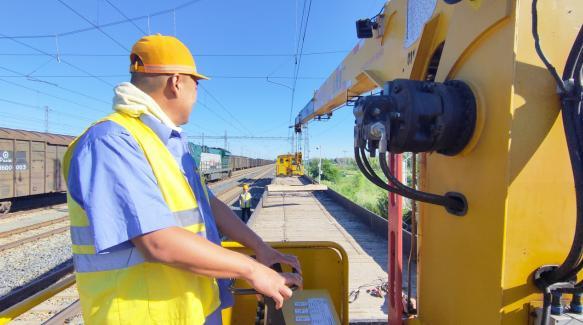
<box><xmin>63</xmin><ymin>34</ymin><xmax>302</xmax><ymax>324</ymax></box>
<box><xmin>239</xmin><ymin>183</ymin><xmax>253</xmax><ymax>222</ymax></box>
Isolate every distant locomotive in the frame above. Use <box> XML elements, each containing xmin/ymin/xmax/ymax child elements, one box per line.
<box><xmin>188</xmin><ymin>144</ymin><xmax>232</xmax><ymax>181</ymax></box>
<box><xmin>187</xmin><ymin>143</ymin><xmax>272</xmax><ymax>182</ymax></box>
<box><xmin>0</xmin><ymin>127</ymin><xmax>74</xmax><ymax>214</ymax></box>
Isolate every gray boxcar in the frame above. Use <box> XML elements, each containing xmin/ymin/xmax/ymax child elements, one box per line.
<box><xmin>0</xmin><ymin>127</ymin><xmax>74</xmax><ymax>214</ymax></box>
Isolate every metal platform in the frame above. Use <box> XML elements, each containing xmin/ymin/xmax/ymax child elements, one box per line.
<box><xmin>249</xmin><ymin>176</ymin><xmax>389</xmax><ymax>323</ymax></box>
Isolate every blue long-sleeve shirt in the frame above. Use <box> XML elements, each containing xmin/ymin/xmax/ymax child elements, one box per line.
<box><xmin>67</xmin><ymin>114</ymin><xmax>233</xmax><ymax>317</ymax></box>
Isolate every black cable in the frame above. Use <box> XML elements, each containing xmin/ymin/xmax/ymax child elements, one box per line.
<box><xmin>535</xmin><ymin>22</ymin><xmax>583</xmax><ymax>325</ymax></box>
<box><xmin>378</xmin><ymin>152</ymin><xmax>463</xmax><ymax>212</ymax></box>
<box><xmin>354</xmin><ymin>147</ymin><xmax>389</xmax><ymax>189</ymax></box>
<box><xmin>359</xmin><ymin>148</ymin><xmax>383</xmax><ymax>181</ymax></box>
<box><xmin>359</xmin><ymin>147</ymin><xmax>405</xmax><ymax>193</ymax></box>
<box><xmin>541</xmin><ymin>25</ymin><xmax>583</xmax><ymax>285</ymax></box>
<box><xmin>532</xmin><ymin>0</ymin><xmax>567</xmax><ymax>93</ymax></box>
<box><xmin>354</xmin><ymin>147</ymin><xmax>399</xmax><ymax>192</ymax></box>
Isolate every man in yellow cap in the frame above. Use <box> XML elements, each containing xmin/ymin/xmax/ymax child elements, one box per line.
<box><xmin>239</xmin><ymin>183</ymin><xmax>253</xmax><ymax>222</ymax></box>
<box><xmin>63</xmin><ymin>34</ymin><xmax>302</xmax><ymax>325</ymax></box>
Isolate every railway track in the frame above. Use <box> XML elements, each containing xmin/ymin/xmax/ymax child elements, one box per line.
<box><xmin>0</xmin><ymin>166</ymin><xmax>269</xmax><ymax>221</ymax></box>
<box><xmin>0</xmin><ymin>213</ymin><xmax>70</xmax><ymax>255</ymax></box>
<box><xmin>214</xmin><ymin>165</ymin><xmax>274</xmax><ymax>203</ymax></box>
<box><xmin>0</xmin><ymin>166</ymin><xmax>274</xmax><ymax>252</ymax></box>
<box><xmin>0</xmin><ymin>204</ymin><xmax>67</xmax><ymax>221</ymax></box>
<box><xmin>0</xmin><ymin>165</ymin><xmax>275</xmax><ymax>324</ymax></box>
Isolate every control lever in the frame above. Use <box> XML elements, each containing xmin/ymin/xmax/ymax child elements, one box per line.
<box><xmin>229</xmin><ymin>262</ymin><xmax>300</xmax><ymax>325</ymax></box>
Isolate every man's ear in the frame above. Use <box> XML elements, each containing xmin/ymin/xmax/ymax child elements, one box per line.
<box><xmin>167</xmin><ymin>74</ymin><xmax>180</xmax><ymax>98</ymax></box>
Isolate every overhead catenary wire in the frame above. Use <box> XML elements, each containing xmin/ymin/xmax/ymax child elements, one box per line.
<box><xmin>0</xmin><ymin>74</ymin><xmax>326</xmax><ymax>80</ymax></box>
<box><xmin>0</xmin><ymin>0</ymin><xmax>205</xmax><ymax>40</ymax></box>
<box><xmin>0</xmin><ymin>77</ymin><xmax>108</xmax><ymax>114</ymax></box>
<box><xmin>26</xmin><ymin>57</ymin><xmax>56</xmax><ymax>76</ymax></box>
<box><xmin>104</xmin><ymin>0</ymin><xmax>148</xmax><ymax>36</ymax></box>
<box><xmin>0</xmin><ymin>32</ymin><xmax>114</xmax><ymax>87</ymax></box>
<box><xmin>0</xmin><ymin>96</ymin><xmax>95</xmax><ymax>123</ymax></box>
<box><xmin>197</xmin><ymin>100</ymin><xmax>251</xmax><ymax>136</ymax></box>
<box><xmin>0</xmin><ymin>50</ymin><xmax>349</xmax><ymax>57</ymax></box>
<box><xmin>292</xmin><ymin>0</ymin><xmax>313</xmax><ymax>90</ymax></box>
<box><xmin>199</xmin><ymin>85</ymin><xmax>254</xmax><ymax>137</ymax></box>
<box><xmin>288</xmin><ymin>0</ymin><xmax>311</xmax><ymax>131</ymax></box>
<box><xmin>0</xmin><ymin>107</ymin><xmax>82</xmax><ymax>131</ymax></box>
<box><xmin>0</xmin><ymin>65</ymin><xmax>110</xmax><ymax>105</ymax></box>
<box><xmin>56</xmin><ymin>0</ymin><xmax>130</xmax><ymax>53</ymax></box>
<box><xmin>287</xmin><ymin>0</ymin><xmax>313</xmax><ymax>151</ymax></box>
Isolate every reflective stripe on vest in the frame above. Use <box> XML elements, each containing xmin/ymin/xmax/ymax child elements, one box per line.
<box><xmin>63</xmin><ymin>112</ymin><xmax>219</xmax><ymax>325</ymax></box>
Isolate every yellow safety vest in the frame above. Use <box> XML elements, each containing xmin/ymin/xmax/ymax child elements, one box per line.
<box><xmin>63</xmin><ymin>112</ymin><xmax>219</xmax><ymax>325</ymax></box>
<box><xmin>239</xmin><ymin>192</ymin><xmax>252</xmax><ymax>208</ymax></box>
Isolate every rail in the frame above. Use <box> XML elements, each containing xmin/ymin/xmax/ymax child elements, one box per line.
<box><xmin>0</xmin><ymin>165</ymin><xmax>275</xmax><ymax>323</ymax></box>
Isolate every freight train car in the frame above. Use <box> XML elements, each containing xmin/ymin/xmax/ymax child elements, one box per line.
<box><xmin>230</xmin><ymin>155</ymin><xmax>272</xmax><ymax>170</ymax></box>
<box><xmin>229</xmin><ymin>155</ymin><xmax>248</xmax><ymax>171</ymax></box>
<box><xmin>0</xmin><ymin>127</ymin><xmax>74</xmax><ymax>214</ymax></box>
<box><xmin>188</xmin><ymin>143</ymin><xmax>273</xmax><ymax>181</ymax></box>
<box><xmin>188</xmin><ymin>143</ymin><xmax>232</xmax><ymax>181</ymax></box>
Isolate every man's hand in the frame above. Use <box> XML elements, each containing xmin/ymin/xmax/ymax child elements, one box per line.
<box><xmin>255</xmin><ymin>244</ymin><xmax>302</xmax><ymax>274</ymax></box>
<box><xmin>246</xmin><ymin>264</ymin><xmax>303</xmax><ymax>309</ymax></box>
<box><xmin>211</xmin><ymin>196</ymin><xmax>302</xmax><ymax>274</ymax></box>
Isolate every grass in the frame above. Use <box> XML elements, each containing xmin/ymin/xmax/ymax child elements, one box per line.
<box><xmin>313</xmin><ymin>161</ymin><xmax>388</xmax><ymax>218</ymax></box>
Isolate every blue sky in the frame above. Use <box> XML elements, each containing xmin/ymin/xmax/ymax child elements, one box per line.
<box><xmin>0</xmin><ymin>0</ymin><xmax>385</xmax><ymax>159</ymax></box>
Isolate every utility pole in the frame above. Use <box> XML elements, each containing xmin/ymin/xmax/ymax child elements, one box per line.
<box><xmin>305</xmin><ymin>125</ymin><xmax>310</xmax><ymax>164</ymax></box>
<box><xmin>44</xmin><ymin>106</ymin><xmax>50</xmax><ymax>133</ymax></box>
<box><xmin>316</xmin><ymin>145</ymin><xmax>322</xmax><ymax>184</ymax></box>
<box><xmin>224</xmin><ymin>130</ymin><xmax>227</xmax><ymax>150</ymax></box>
<box><xmin>202</xmin><ymin>132</ymin><xmax>205</xmax><ymax>146</ymax></box>
<box><xmin>297</xmin><ymin>131</ymin><xmax>302</xmax><ymax>154</ymax></box>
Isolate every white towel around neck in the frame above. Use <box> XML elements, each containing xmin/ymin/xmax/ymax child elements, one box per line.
<box><xmin>112</xmin><ymin>82</ymin><xmax>182</xmax><ymax>132</ymax></box>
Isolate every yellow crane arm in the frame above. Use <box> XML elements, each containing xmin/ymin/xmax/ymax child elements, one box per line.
<box><xmin>294</xmin><ymin>0</ymin><xmax>504</xmax><ymax>129</ymax></box>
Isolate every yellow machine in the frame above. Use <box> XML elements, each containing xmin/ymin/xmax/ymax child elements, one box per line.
<box><xmin>276</xmin><ymin>152</ymin><xmax>304</xmax><ymax>177</ymax></box>
<box><xmin>222</xmin><ymin>242</ymin><xmax>347</xmax><ymax>325</ymax></box>
<box><xmin>0</xmin><ymin>2</ymin><xmax>580</xmax><ymax>325</ymax></box>
<box><xmin>292</xmin><ymin>0</ymin><xmax>582</xmax><ymax>324</ymax></box>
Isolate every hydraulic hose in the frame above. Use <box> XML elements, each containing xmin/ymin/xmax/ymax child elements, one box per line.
<box><xmin>534</xmin><ymin>19</ymin><xmax>583</xmax><ymax>325</ymax></box>
<box><xmin>378</xmin><ymin>152</ymin><xmax>464</xmax><ymax>212</ymax></box>
<box><xmin>354</xmin><ymin>147</ymin><xmax>401</xmax><ymax>193</ymax></box>
<box><xmin>541</xmin><ymin>25</ymin><xmax>583</xmax><ymax>285</ymax></box>
<box><xmin>354</xmin><ymin>147</ymin><xmax>389</xmax><ymax>190</ymax></box>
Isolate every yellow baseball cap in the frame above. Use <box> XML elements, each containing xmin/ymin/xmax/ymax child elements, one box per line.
<box><xmin>243</xmin><ymin>184</ymin><xmax>249</xmax><ymax>189</ymax></box>
<box><xmin>130</xmin><ymin>34</ymin><xmax>209</xmax><ymax>80</ymax></box>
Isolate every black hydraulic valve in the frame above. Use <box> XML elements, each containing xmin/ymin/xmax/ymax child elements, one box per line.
<box><xmin>353</xmin><ymin>79</ymin><xmax>477</xmax><ymax>215</ymax></box>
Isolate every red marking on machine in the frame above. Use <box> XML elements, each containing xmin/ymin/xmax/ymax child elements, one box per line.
<box><xmin>388</xmin><ymin>153</ymin><xmax>403</xmax><ymax>324</ymax></box>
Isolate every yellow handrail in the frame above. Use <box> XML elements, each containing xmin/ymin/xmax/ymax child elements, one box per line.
<box><xmin>0</xmin><ymin>275</ymin><xmax>76</xmax><ymax>325</ymax></box>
